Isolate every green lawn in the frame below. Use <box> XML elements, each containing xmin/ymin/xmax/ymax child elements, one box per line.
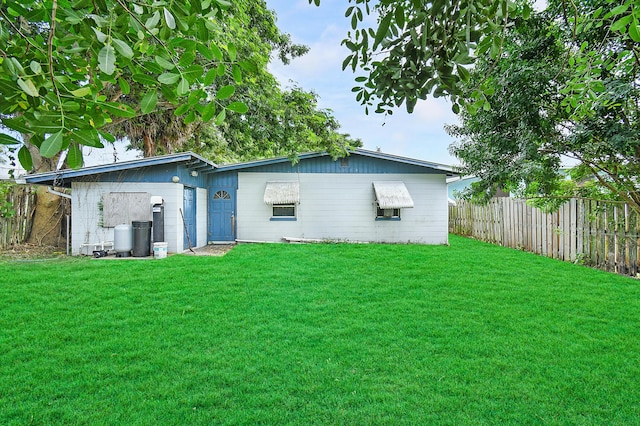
<box><xmin>1</xmin><ymin>235</ymin><xmax>639</xmax><ymax>425</ymax></box>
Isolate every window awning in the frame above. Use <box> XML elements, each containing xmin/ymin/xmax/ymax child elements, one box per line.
<box><xmin>264</xmin><ymin>181</ymin><xmax>300</xmax><ymax>205</ymax></box>
<box><xmin>373</xmin><ymin>181</ymin><xmax>414</xmax><ymax>209</ymax></box>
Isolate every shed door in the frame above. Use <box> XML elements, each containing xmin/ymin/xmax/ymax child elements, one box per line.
<box><xmin>209</xmin><ymin>188</ymin><xmax>235</xmax><ymax>241</ymax></box>
<box><xmin>183</xmin><ymin>187</ymin><xmax>196</xmax><ymax>250</ymax></box>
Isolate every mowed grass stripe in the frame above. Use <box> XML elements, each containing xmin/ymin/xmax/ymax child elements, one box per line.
<box><xmin>1</xmin><ymin>235</ymin><xmax>639</xmax><ymax>425</ymax></box>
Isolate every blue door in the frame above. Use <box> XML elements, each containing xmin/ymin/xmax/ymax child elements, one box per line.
<box><xmin>183</xmin><ymin>187</ymin><xmax>196</xmax><ymax>250</ymax></box>
<box><xmin>209</xmin><ymin>187</ymin><xmax>235</xmax><ymax>241</ymax></box>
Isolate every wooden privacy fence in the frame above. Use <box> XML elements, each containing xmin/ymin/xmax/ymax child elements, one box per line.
<box><xmin>0</xmin><ymin>184</ymin><xmax>36</xmax><ymax>249</ymax></box>
<box><xmin>449</xmin><ymin>197</ymin><xmax>640</xmax><ymax>277</ymax></box>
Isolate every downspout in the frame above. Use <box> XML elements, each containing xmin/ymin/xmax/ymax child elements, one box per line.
<box><xmin>48</xmin><ymin>186</ymin><xmax>72</xmax><ymax>199</ymax></box>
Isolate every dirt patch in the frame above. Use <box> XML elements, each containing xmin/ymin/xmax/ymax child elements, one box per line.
<box><xmin>184</xmin><ymin>244</ymin><xmax>236</xmax><ymax>256</ymax></box>
<box><xmin>0</xmin><ymin>243</ymin><xmax>67</xmax><ymax>261</ymax></box>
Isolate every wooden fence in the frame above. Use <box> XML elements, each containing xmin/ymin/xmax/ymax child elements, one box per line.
<box><xmin>0</xmin><ymin>184</ymin><xmax>36</xmax><ymax>248</ymax></box>
<box><xmin>449</xmin><ymin>197</ymin><xmax>640</xmax><ymax>277</ymax></box>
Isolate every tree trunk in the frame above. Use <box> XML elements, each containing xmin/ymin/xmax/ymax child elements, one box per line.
<box><xmin>26</xmin><ymin>186</ymin><xmax>69</xmax><ymax>248</ymax></box>
<box><xmin>143</xmin><ymin>131</ymin><xmax>156</xmax><ymax>157</ymax></box>
<box><xmin>24</xmin><ymin>136</ymin><xmax>70</xmax><ymax>249</ymax></box>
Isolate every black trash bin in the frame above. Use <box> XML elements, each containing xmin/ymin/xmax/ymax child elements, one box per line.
<box><xmin>132</xmin><ymin>220</ymin><xmax>152</xmax><ymax>257</ymax></box>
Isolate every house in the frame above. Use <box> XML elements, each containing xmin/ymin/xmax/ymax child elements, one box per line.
<box><xmin>24</xmin><ymin>149</ymin><xmax>458</xmax><ymax>255</ymax></box>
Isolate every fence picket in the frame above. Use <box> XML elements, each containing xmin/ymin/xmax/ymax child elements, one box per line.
<box><xmin>449</xmin><ymin>197</ymin><xmax>640</xmax><ymax>277</ymax></box>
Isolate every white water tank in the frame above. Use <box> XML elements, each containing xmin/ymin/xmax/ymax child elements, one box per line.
<box><xmin>114</xmin><ymin>224</ymin><xmax>133</xmax><ymax>257</ymax></box>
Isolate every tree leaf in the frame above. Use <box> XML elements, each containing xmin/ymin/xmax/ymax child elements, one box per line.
<box><xmin>629</xmin><ymin>19</ymin><xmax>640</xmax><ymax>42</ymax></box>
<box><xmin>232</xmin><ymin>64</ymin><xmax>242</xmax><ymax>83</ymax></box>
<box><xmin>374</xmin><ymin>12</ymin><xmax>392</xmax><ymax>49</ymax></box>
<box><xmin>140</xmin><ymin>90</ymin><xmax>158</xmax><ymax>114</ymax></box>
<box><xmin>66</xmin><ymin>143</ymin><xmax>84</xmax><ymax>169</ymax></box>
<box><xmin>158</xmin><ymin>72</ymin><xmax>180</xmax><ymax>84</ymax></box>
<box><xmin>18</xmin><ymin>145</ymin><xmax>33</xmax><ymax>171</ymax></box>
<box><xmin>611</xmin><ymin>15</ymin><xmax>632</xmax><ymax>32</ymax></box>
<box><xmin>0</xmin><ymin>133</ymin><xmax>22</xmax><ymax>145</ymax></box>
<box><xmin>70</xmin><ymin>86</ymin><xmax>92</xmax><ymax>97</ymax></box>
<box><xmin>201</xmin><ymin>102</ymin><xmax>216</xmax><ymax>122</ymax></box>
<box><xmin>155</xmin><ymin>55</ymin><xmax>175</xmax><ymax>70</ymax></box>
<box><xmin>227</xmin><ymin>42</ymin><xmax>237</xmax><ymax>61</ymax></box>
<box><xmin>98</xmin><ymin>45</ymin><xmax>116</xmax><ymax>75</ymax></box>
<box><xmin>100</xmin><ymin>102</ymin><xmax>136</xmax><ymax>118</ymax></box>
<box><xmin>132</xmin><ymin>73</ymin><xmax>158</xmax><ymax>86</ymax></box>
<box><xmin>211</xmin><ymin>44</ymin><xmax>223</xmax><ymax>61</ymax></box>
<box><xmin>93</xmin><ymin>27</ymin><xmax>107</xmax><ymax>43</ymax></box>
<box><xmin>29</xmin><ymin>61</ymin><xmax>42</xmax><ymax>74</ymax></box>
<box><xmin>17</xmin><ymin>78</ymin><xmax>39</xmax><ymax>97</ymax></box>
<box><xmin>71</xmin><ymin>129</ymin><xmax>104</xmax><ymax>148</ymax></box>
<box><xmin>177</xmin><ymin>78</ymin><xmax>189</xmax><ymax>96</ymax></box>
<box><xmin>214</xmin><ymin>108</ymin><xmax>226</xmax><ymax>125</ymax></box>
<box><xmin>163</xmin><ymin>7</ymin><xmax>176</xmax><ymax>29</ymax></box>
<box><xmin>112</xmin><ymin>38</ymin><xmax>134</xmax><ymax>59</ymax></box>
<box><xmin>227</xmin><ymin>101</ymin><xmax>248</xmax><ymax>113</ymax></box>
<box><xmin>118</xmin><ymin>77</ymin><xmax>131</xmax><ymax>95</ymax></box>
<box><xmin>203</xmin><ymin>69</ymin><xmax>217</xmax><ymax>86</ymax></box>
<box><xmin>216</xmin><ymin>84</ymin><xmax>235</xmax><ymax>100</ymax></box>
<box><xmin>40</xmin><ymin>130</ymin><xmax>64</xmax><ymax>158</ymax></box>
<box><xmin>182</xmin><ymin>65</ymin><xmax>205</xmax><ymax>83</ymax></box>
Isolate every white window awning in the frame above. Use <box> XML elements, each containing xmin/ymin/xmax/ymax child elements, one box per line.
<box><xmin>373</xmin><ymin>181</ymin><xmax>414</xmax><ymax>209</ymax></box>
<box><xmin>264</xmin><ymin>181</ymin><xmax>300</xmax><ymax>205</ymax></box>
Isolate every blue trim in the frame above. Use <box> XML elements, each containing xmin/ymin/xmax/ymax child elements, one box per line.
<box><xmin>24</xmin><ymin>152</ymin><xmax>216</xmax><ymax>188</ymax></box>
<box><xmin>270</xmin><ymin>217</ymin><xmax>297</xmax><ymax>221</ymax></box>
<box><xmin>375</xmin><ymin>217</ymin><xmax>401</xmax><ymax>221</ymax></box>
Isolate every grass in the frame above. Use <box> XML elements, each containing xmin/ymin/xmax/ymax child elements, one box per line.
<box><xmin>1</xmin><ymin>235</ymin><xmax>639</xmax><ymax>425</ymax></box>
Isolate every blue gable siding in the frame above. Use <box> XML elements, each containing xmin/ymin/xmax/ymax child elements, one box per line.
<box><xmin>208</xmin><ymin>172</ymin><xmax>238</xmax><ymax>188</ymax></box>
<box><xmin>230</xmin><ymin>154</ymin><xmax>442</xmax><ymax>174</ymax></box>
<box><xmin>77</xmin><ymin>164</ymin><xmax>207</xmax><ymax>188</ymax></box>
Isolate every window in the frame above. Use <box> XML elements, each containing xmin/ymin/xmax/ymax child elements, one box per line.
<box><xmin>264</xmin><ymin>181</ymin><xmax>299</xmax><ymax>221</ymax></box>
<box><xmin>213</xmin><ymin>190</ymin><xmax>231</xmax><ymax>200</ymax></box>
<box><xmin>372</xmin><ymin>181</ymin><xmax>413</xmax><ymax>221</ymax></box>
<box><xmin>376</xmin><ymin>206</ymin><xmax>400</xmax><ymax>219</ymax></box>
<box><xmin>272</xmin><ymin>204</ymin><xmax>296</xmax><ymax>218</ymax></box>
<box><xmin>340</xmin><ymin>157</ymin><xmax>349</xmax><ymax>167</ymax></box>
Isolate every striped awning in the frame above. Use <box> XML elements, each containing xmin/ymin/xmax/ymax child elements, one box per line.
<box><xmin>373</xmin><ymin>181</ymin><xmax>414</xmax><ymax>209</ymax></box>
<box><xmin>264</xmin><ymin>181</ymin><xmax>300</xmax><ymax>205</ymax></box>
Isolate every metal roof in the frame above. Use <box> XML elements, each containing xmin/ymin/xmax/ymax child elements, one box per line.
<box><xmin>23</xmin><ymin>152</ymin><xmax>216</xmax><ymax>188</ymax></box>
<box><xmin>23</xmin><ymin>149</ymin><xmax>459</xmax><ymax>188</ymax></box>
<box><xmin>373</xmin><ymin>181</ymin><xmax>415</xmax><ymax>209</ymax></box>
<box><xmin>263</xmin><ymin>181</ymin><xmax>300</xmax><ymax>205</ymax></box>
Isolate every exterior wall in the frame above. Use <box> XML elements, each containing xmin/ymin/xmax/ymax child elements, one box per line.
<box><xmin>196</xmin><ymin>187</ymin><xmax>208</xmax><ymax>247</ymax></box>
<box><xmin>71</xmin><ymin>182</ymin><xmax>202</xmax><ymax>255</ymax></box>
<box><xmin>236</xmin><ymin>172</ymin><xmax>448</xmax><ymax>244</ymax></box>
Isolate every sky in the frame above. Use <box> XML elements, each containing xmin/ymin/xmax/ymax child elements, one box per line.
<box><xmin>265</xmin><ymin>0</ymin><xmax>460</xmax><ymax>166</ymax></box>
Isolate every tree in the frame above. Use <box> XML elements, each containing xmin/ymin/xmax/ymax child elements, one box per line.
<box><xmin>0</xmin><ymin>0</ymin><xmax>247</xmax><ymax>169</ymax></box>
<box><xmin>184</xmin><ymin>84</ymin><xmax>362</xmax><ymax>163</ymax></box>
<box><xmin>447</xmin><ymin>0</ymin><xmax>640</xmax><ymax>213</ymax></box>
<box><xmin>103</xmin><ymin>0</ymin><xmax>316</xmax><ymax>158</ymax></box>
<box><xmin>309</xmin><ymin>0</ymin><xmax>532</xmax><ymax>115</ymax></box>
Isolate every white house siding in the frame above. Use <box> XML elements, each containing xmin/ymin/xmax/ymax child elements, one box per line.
<box><xmin>71</xmin><ymin>182</ymin><xmax>187</xmax><ymax>255</ymax></box>
<box><xmin>236</xmin><ymin>172</ymin><xmax>449</xmax><ymax>244</ymax></box>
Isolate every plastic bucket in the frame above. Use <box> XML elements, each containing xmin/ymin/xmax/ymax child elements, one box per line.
<box><xmin>153</xmin><ymin>242</ymin><xmax>168</xmax><ymax>259</ymax></box>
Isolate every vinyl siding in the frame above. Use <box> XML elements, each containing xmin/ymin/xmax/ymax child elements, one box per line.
<box><xmin>237</xmin><ymin>173</ymin><xmax>448</xmax><ymax>244</ymax></box>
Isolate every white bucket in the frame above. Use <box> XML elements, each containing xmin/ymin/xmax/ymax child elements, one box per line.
<box><xmin>153</xmin><ymin>242</ymin><xmax>168</xmax><ymax>259</ymax></box>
